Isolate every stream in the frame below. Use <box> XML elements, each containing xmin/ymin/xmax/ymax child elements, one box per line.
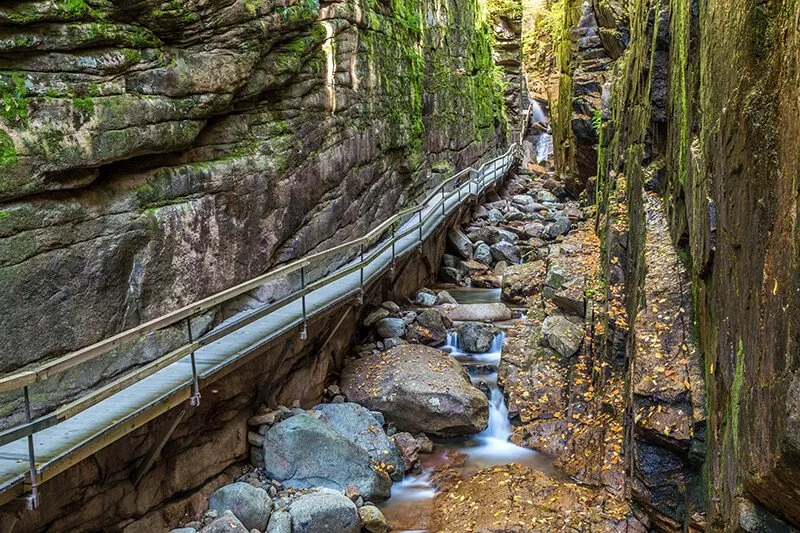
<box><xmin>378</xmin><ymin>288</ymin><xmax>555</xmax><ymax>532</ymax></box>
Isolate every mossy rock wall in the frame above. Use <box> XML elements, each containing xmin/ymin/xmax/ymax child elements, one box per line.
<box><xmin>0</xmin><ymin>0</ymin><xmax>505</xmax><ymax>423</ymax></box>
<box><xmin>595</xmin><ymin>0</ymin><xmax>800</xmax><ymax>527</ymax></box>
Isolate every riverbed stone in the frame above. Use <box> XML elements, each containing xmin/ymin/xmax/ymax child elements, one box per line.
<box><xmin>287</xmin><ymin>488</ymin><xmax>360</xmax><ymax>533</ymax></box>
<box><xmin>265</xmin><ymin>510</ymin><xmax>291</xmax><ymax>533</ymax></box>
<box><xmin>262</xmin><ymin>414</ymin><xmax>391</xmax><ymax>500</ymax></box>
<box><xmin>200</xmin><ymin>511</ymin><xmax>249</xmax><ymax>533</ymax></box>
<box><xmin>501</xmin><ymin>261</ymin><xmax>546</xmax><ymax>301</ymax></box>
<box><xmin>311</xmin><ymin>403</ymin><xmax>403</xmax><ymax>481</ymax></box>
<box><xmin>435</xmin><ymin>290</ymin><xmax>458</xmax><ymax>305</ymax></box>
<box><xmin>375</xmin><ymin>317</ymin><xmax>406</xmax><ymax>339</ymax></box>
<box><xmin>544</xmin><ymin>216</ymin><xmax>571</xmax><ymax>239</ymax></box>
<box><xmin>467</xmin><ymin>227</ymin><xmax>519</xmax><ymax>245</ymax></box>
<box><xmin>541</xmin><ymin>315</ymin><xmax>583</xmax><ymax>357</ymax></box>
<box><xmin>207</xmin><ymin>483</ymin><xmax>272</xmax><ymax>531</ymax></box>
<box><xmin>340</xmin><ymin>345</ymin><xmax>489</xmax><ymax>437</ymax></box>
<box><xmin>490</xmin><ymin>241</ymin><xmax>520</xmax><ymax>264</ymax></box>
<box><xmin>392</xmin><ymin>431</ymin><xmax>421</xmax><ymax>471</ymax></box>
<box><xmin>414</xmin><ymin>291</ymin><xmax>437</xmax><ymax>307</ymax></box>
<box><xmin>407</xmin><ymin>309</ymin><xmax>448</xmax><ymax>345</ymax></box>
<box><xmin>442</xmin><ymin>303</ymin><xmax>512</xmax><ymax>322</ymax></box>
<box><xmin>358</xmin><ymin>505</ymin><xmax>389</xmax><ymax>533</ymax></box>
<box><xmin>447</xmin><ymin>229</ymin><xmax>473</xmax><ymax>259</ymax></box>
<box><xmin>473</xmin><ymin>241</ymin><xmax>493</xmax><ymax>265</ymax></box>
<box><xmin>487</xmin><ymin>208</ymin><xmax>505</xmax><ymax>223</ymax></box>
<box><xmin>364</xmin><ymin>309</ymin><xmax>390</xmax><ymax>328</ymax></box>
<box><xmin>456</xmin><ymin>322</ymin><xmax>498</xmax><ymax>353</ymax></box>
<box><xmin>511</xmin><ymin>194</ymin><xmax>535</xmax><ymax>206</ymax></box>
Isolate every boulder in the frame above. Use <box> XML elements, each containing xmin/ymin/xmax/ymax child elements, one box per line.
<box><xmin>380</xmin><ymin>301</ymin><xmax>401</xmax><ymax>313</ymax></box>
<box><xmin>311</xmin><ymin>403</ymin><xmax>403</xmax><ymax>480</ymax></box>
<box><xmin>406</xmin><ymin>309</ymin><xmax>448</xmax><ymax>345</ymax></box>
<box><xmin>467</xmin><ymin>227</ymin><xmax>518</xmax><ymax>246</ymax></box>
<box><xmin>392</xmin><ymin>432</ymin><xmax>421</xmax><ymax>471</ymax></box>
<box><xmin>447</xmin><ymin>229</ymin><xmax>473</xmax><ymax>259</ymax></box>
<box><xmin>473</xmin><ymin>241</ymin><xmax>493</xmax><ymax>266</ymax></box>
<box><xmin>541</xmin><ymin>315</ymin><xmax>583</xmax><ymax>358</ymax></box>
<box><xmin>456</xmin><ymin>322</ymin><xmax>498</xmax><ymax>353</ymax></box>
<box><xmin>358</xmin><ymin>505</ymin><xmax>389</xmax><ymax>533</ymax></box>
<box><xmin>537</xmin><ymin>190</ymin><xmax>558</xmax><ymax>203</ymax></box>
<box><xmin>363</xmin><ymin>309</ymin><xmax>390</xmax><ymax>328</ymax></box>
<box><xmin>501</xmin><ymin>261</ymin><xmax>546</xmax><ymax>301</ymax></box>
<box><xmin>207</xmin><ymin>483</ymin><xmax>272</xmax><ymax>531</ymax></box>
<box><xmin>544</xmin><ymin>216</ymin><xmax>571</xmax><ymax>239</ymax></box>
<box><xmin>200</xmin><ymin>511</ymin><xmax>249</xmax><ymax>533</ymax></box>
<box><xmin>490</xmin><ymin>242</ymin><xmax>520</xmax><ymax>264</ymax></box>
<box><xmin>383</xmin><ymin>337</ymin><xmax>405</xmax><ymax>350</ymax></box>
<box><xmin>375</xmin><ymin>317</ymin><xmax>405</xmax><ymax>339</ymax></box>
<box><xmin>435</xmin><ymin>290</ymin><xmax>458</xmax><ymax>305</ymax></box>
<box><xmin>523</xmin><ymin>222</ymin><xmax>544</xmax><ymax>239</ymax></box>
<box><xmin>340</xmin><ymin>345</ymin><xmax>489</xmax><ymax>437</ymax></box>
<box><xmin>438</xmin><ymin>266</ymin><xmax>464</xmax><ymax>285</ymax></box>
<box><xmin>266</xmin><ymin>510</ymin><xmax>291</xmax><ymax>533</ymax></box>
<box><xmin>287</xmin><ymin>488</ymin><xmax>360</xmax><ymax>533</ymax></box>
<box><xmin>511</xmin><ymin>194</ymin><xmax>535</xmax><ymax>205</ymax></box>
<box><xmin>262</xmin><ymin>414</ymin><xmax>391</xmax><ymax>500</ymax></box>
<box><xmin>442</xmin><ymin>303</ymin><xmax>512</xmax><ymax>322</ymax></box>
<box><xmin>487</xmin><ymin>208</ymin><xmax>505</xmax><ymax>223</ymax></box>
<box><xmin>414</xmin><ymin>291</ymin><xmax>437</xmax><ymax>307</ymax></box>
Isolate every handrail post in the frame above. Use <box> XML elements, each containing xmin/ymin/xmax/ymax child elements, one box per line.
<box><xmin>418</xmin><ymin>211</ymin><xmax>423</xmax><ymax>244</ymax></box>
<box><xmin>23</xmin><ymin>386</ymin><xmax>39</xmax><ymax>509</ymax></box>
<box><xmin>300</xmin><ymin>266</ymin><xmax>308</xmax><ymax>341</ymax></box>
<box><xmin>390</xmin><ymin>226</ymin><xmax>396</xmax><ymax>277</ymax></box>
<box><xmin>359</xmin><ymin>244</ymin><xmax>364</xmax><ymax>289</ymax></box>
<box><xmin>441</xmin><ymin>187</ymin><xmax>446</xmax><ymax>217</ymax></box>
<box><xmin>185</xmin><ymin>318</ymin><xmax>201</xmax><ymax>407</ymax></box>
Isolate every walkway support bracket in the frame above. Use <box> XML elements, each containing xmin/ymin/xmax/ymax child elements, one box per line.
<box><xmin>132</xmin><ymin>405</ymin><xmax>191</xmax><ymax>488</ymax></box>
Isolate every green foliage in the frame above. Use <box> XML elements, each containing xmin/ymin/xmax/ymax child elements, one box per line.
<box><xmin>484</xmin><ymin>0</ymin><xmax>523</xmax><ymax>19</ymax></box>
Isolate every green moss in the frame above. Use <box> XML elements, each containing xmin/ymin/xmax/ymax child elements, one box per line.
<box><xmin>0</xmin><ymin>130</ymin><xmax>17</xmax><ymax>171</ymax></box>
<box><xmin>1</xmin><ymin>72</ymin><xmax>29</xmax><ymax>126</ymax></box>
<box><xmin>72</xmin><ymin>96</ymin><xmax>95</xmax><ymax>115</ymax></box>
<box><xmin>484</xmin><ymin>0</ymin><xmax>523</xmax><ymax>19</ymax></box>
<box><xmin>730</xmin><ymin>337</ymin><xmax>745</xmax><ymax>456</ymax></box>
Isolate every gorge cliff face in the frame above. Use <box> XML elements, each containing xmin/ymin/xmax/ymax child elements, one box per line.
<box><xmin>0</xmin><ymin>0</ymin><xmax>506</xmax><ymax>421</ymax></box>
<box><xmin>546</xmin><ymin>0</ymin><xmax>800</xmax><ymax>527</ymax></box>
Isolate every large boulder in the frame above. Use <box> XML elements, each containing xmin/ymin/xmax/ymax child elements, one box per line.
<box><xmin>262</xmin><ymin>414</ymin><xmax>392</xmax><ymax>501</ymax></box>
<box><xmin>207</xmin><ymin>482</ymin><xmax>272</xmax><ymax>531</ymax></box>
<box><xmin>311</xmin><ymin>403</ymin><xmax>403</xmax><ymax>480</ymax></box>
<box><xmin>541</xmin><ymin>315</ymin><xmax>583</xmax><ymax>358</ymax></box>
<box><xmin>447</xmin><ymin>229</ymin><xmax>473</xmax><ymax>259</ymax></box>
<box><xmin>287</xmin><ymin>488</ymin><xmax>360</xmax><ymax>533</ymax></box>
<box><xmin>456</xmin><ymin>322</ymin><xmax>498</xmax><ymax>353</ymax></box>
<box><xmin>340</xmin><ymin>345</ymin><xmax>489</xmax><ymax>437</ymax></box>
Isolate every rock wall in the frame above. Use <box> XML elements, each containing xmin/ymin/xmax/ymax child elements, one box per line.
<box><xmin>592</xmin><ymin>0</ymin><xmax>800</xmax><ymax>528</ymax></box>
<box><xmin>487</xmin><ymin>0</ymin><xmax>526</xmax><ymax>122</ymax></box>
<box><xmin>0</xmin><ymin>0</ymin><xmax>506</xmax><ymax>424</ymax></box>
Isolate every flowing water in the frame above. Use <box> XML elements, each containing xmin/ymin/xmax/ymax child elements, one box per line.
<box><xmin>378</xmin><ymin>289</ymin><xmax>555</xmax><ymax>532</ymax></box>
<box><xmin>530</xmin><ymin>99</ymin><xmax>554</xmax><ymax>165</ymax></box>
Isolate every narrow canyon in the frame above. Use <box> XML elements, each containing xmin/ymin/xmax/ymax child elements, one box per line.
<box><xmin>0</xmin><ymin>0</ymin><xmax>798</xmax><ymax>532</ymax></box>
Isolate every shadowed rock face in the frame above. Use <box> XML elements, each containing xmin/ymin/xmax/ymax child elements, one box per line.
<box><xmin>0</xmin><ymin>0</ymin><xmax>506</xmax><ymax>422</ymax></box>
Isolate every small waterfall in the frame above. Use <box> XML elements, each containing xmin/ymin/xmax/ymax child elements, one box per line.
<box><xmin>529</xmin><ymin>98</ymin><xmax>554</xmax><ymax>165</ymax></box>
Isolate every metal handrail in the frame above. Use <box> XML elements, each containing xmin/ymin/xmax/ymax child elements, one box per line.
<box><xmin>0</xmin><ymin>116</ymin><xmax>531</xmax><ymax>453</ymax></box>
